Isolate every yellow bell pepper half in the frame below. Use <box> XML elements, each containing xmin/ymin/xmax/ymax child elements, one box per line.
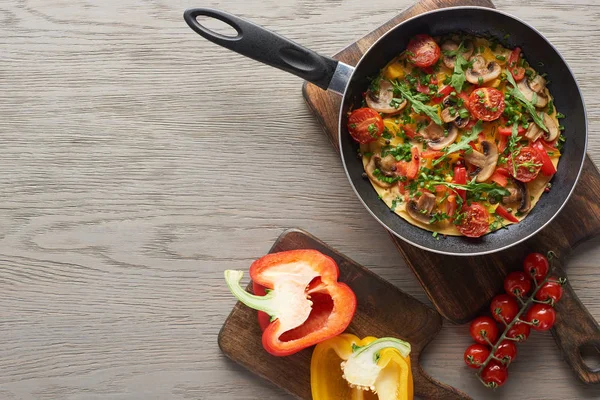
<box><xmin>311</xmin><ymin>334</ymin><xmax>413</xmax><ymax>400</ymax></box>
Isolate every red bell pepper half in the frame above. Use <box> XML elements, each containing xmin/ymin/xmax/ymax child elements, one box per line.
<box><xmin>224</xmin><ymin>249</ymin><xmax>356</xmax><ymax>356</ymax></box>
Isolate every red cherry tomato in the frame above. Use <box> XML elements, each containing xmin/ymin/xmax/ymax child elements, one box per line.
<box><xmin>508</xmin><ymin>47</ymin><xmax>526</xmax><ymax>81</ymax></box>
<box><xmin>490</xmin><ymin>294</ymin><xmax>519</xmax><ymax>324</ymax></box>
<box><xmin>494</xmin><ymin>340</ymin><xmax>517</xmax><ymax>364</ymax></box>
<box><xmin>456</xmin><ymin>202</ymin><xmax>490</xmax><ymax>238</ymax></box>
<box><xmin>504</xmin><ymin>271</ymin><xmax>532</xmax><ymax>298</ymax></box>
<box><xmin>525</xmin><ymin>303</ymin><xmax>556</xmax><ymax>331</ymax></box>
<box><xmin>481</xmin><ymin>360</ymin><xmax>508</xmax><ymax>388</ymax></box>
<box><xmin>347</xmin><ymin>108</ymin><xmax>384</xmax><ymax>144</ymax></box>
<box><xmin>523</xmin><ymin>252</ymin><xmax>550</xmax><ymax>282</ymax></box>
<box><xmin>464</xmin><ymin>344</ymin><xmax>491</xmax><ymax>369</ymax></box>
<box><xmin>506</xmin><ymin>322</ymin><xmax>531</xmax><ymax>342</ymax></box>
<box><xmin>469</xmin><ymin>316</ymin><xmax>499</xmax><ymax>345</ymax></box>
<box><xmin>535</xmin><ymin>277</ymin><xmax>564</xmax><ymax>305</ymax></box>
<box><xmin>406</xmin><ymin>34</ymin><xmax>441</xmax><ymax>68</ymax></box>
<box><xmin>468</xmin><ymin>88</ymin><xmax>505</xmax><ymax>121</ymax></box>
<box><xmin>507</xmin><ymin>146</ymin><xmax>543</xmax><ymax>183</ymax></box>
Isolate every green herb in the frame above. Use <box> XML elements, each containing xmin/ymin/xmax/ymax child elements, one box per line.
<box><xmin>349</xmin><ymin>123</ymin><xmax>357</xmax><ymax>129</ymax></box>
<box><xmin>495</xmin><ymin>55</ymin><xmax>506</xmax><ymax>61</ymax></box>
<box><xmin>382</xmin><ymin>142</ymin><xmax>413</xmax><ymax>162</ymax></box>
<box><xmin>449</xmin><ymin>42</ymin><xmax>470</xmax><ymax>93</ymax></box>
<box><xmin>382</xmin><ymin>127</ymin><xmax>392</xmax><ymax>140</ymax></box>
<box><xmin>505</xmin><ymin>73</ymin><xmax>548</xmax><ymax>133</ymax></box>
<box><xmin>391</xmin><ymin>81</ymin><xmax>442</xmax><ymax>125</ymax></box>
<box><xmin>557</xmin><ymin>134</ymin><xmax>566</xmax><ymax>151</ymax></box>
<box><xmin>432</xmin><ymin>231</ymin><xmax>439</xmax><ymax>239</ymax></box>
<box><xmin>433</xmin><ymin>121</ymin><xmax>484</xmax><ymax>166</ymax></box>
<box><xmin>546</xmin><ymin>99</ymin><xmax>554</xmax><ymax>115</ymax></box>
<box><xmin>459</xmin><ymin>108</ymin><xmax>470</xmax><ymax>119</ymax></box>
<box><xmin>367</xmin><ymin>123</ymin><xmax>379</xmax><ymax>138</ymax></box>
<box><xmin>489</xmin><ymin>213</ymin><xmax>508</xmax><ymax>231</ymax></box>
<box><xmin>556</xmin><ymin>112</ymin><xmax>566</xmax><ymax>119</ymax></box>
<box><xmin>391</xmin><ymin>196</ymin><xmax>403</xmax><ymax>211</ymax></box>
<box><xmin>503</xmin><ymin>33</ymin><xmax>511</xmax><ymax>41</ymax></box>
<box><xmin>438</xmin><ymin>180</ymin><xmax>510</xmax><ymax>199</ymax></box>
<box><xmin>373</xmin><ymin>169</ymin><xmax>403</xmax><ymax>184</ymax></box>
<box><xmin>478</xmin><ymin>76</ymin><xmax>484</xmax><ymax>86</ymax></box>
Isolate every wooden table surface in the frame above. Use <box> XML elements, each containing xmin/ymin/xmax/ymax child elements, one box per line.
<box><xmin>1</xmin><ymin>0</ymin><xmax>599</xmax><ymax>399</ymax></box>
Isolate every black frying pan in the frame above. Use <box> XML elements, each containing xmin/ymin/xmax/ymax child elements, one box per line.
<box><xmin>184</xmin><ymin>7</ymin><xmax>587</xmax><ymax>256</ymax></box>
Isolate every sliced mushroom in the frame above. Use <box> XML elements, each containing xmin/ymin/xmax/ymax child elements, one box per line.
<box><xmin>524</xmin><ymin>114</ymin><xmax>559</xmax><ymax>143</ymax></box>
<box><xmin>441</xmin><ymin>40</ymin><xmax>474</xmax><ymax>69</ymax></box>
<box><xmin>366</xmin><ymin>80</ymin><xmax>406</xmax><ymax>114</ymax></box>
<box><xmin>525</xmin><ymin>122</ymin><xmax>543</xmax><ymax>142</ymax></box>
<box><xmin>406</xmin><ymin>192</ymin><xmax>436</xmax><ymax>225</ymax></box>
<box><xmin>465</xmin><ymin>55</ymin><xmax>502</xmax><ymax>85</ymax></box>
<box><xmin>419</xmin><ymin>121</ymin><xmax>458</xmax><ymax>151</ymax></box>
<box><xmin>517</xmin><ymin>77</ymin><xmax>548</xmax><ymax>108</ymax></box>
<box><xmin>464</xmin><ymin>140</ymin><xmax>499</xmax><ymax>182</ymax></box>
<box><xmin>365</xmin><ymin>154</ymin><xmax>396</xmax><ymax>188</ymax></box>
<box><xmin>441</xmin><ymin>105</ymin><xmax>470</xmax><ymax>129</ymax></box>
<box><xmin>454</xmin><ymin>116</ymin><xmax>470</xmax><ymax>129</ymax></box>
<box><xmin>501</xmin><ymin>179</ymin><xmax>530</xmax><ymax>213</ymax></box>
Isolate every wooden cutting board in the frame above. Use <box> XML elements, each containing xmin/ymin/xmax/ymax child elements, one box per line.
<box><xmin>218</xmin><ymin>229</ymin><xmax>471</xmax><ymax>400</ymax></box>
<box><xmin>302</xmin><ymin>0</ymin><xmax>600</xmax><ymax>384</ymax></box>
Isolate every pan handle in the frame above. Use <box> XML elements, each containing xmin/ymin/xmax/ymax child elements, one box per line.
<box><xmin>183</xmin><ymin>8</ymin><xmax>351</xmax><ymax>92</ymax></box>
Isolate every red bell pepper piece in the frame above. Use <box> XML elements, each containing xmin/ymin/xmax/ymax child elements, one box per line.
<box><xmin>396</xmin><ymin>146</ymin><xmax>420</xmax><ymax>180</ymax></box>
<box><xmin>508</xmin><ymin>47</ymin><xmax>526</xmax><ymax>81</ymax></box>
<box><xmin>431</xmin><ymin>84</ymin><xmax>454</xmax><ymax>104</ymax></box>
<box><xmin>497</xmin><ymin>135</ymin><xmax>508</xmax><ymax>153</ymax></box>
<box><xmin>489</xmin><ymin>167</ymin><xmax>509</xmax><ymax>187</ymax></box>
<box><xmin>421</xmin><ymin>150</ymin><xmax>444</xmax><ymax>159</ymax></box>
<box><xmin>402</xmin><ymin>126</ymin><xmax>418</xmax><ymax>139</ymax></box>
<box><xmin>496</xmin><ymin>205</ymin><xmax>519</xmax><ymax>223</ymax></box>
<box><xmin>497</xmin><ymin>125</ymin><xmax>526</xmax><ymax>136</ymax></box>
<box><xmin>453</xmin><ymin>166</ymin><xmax>467</xmax><ymax>201</ymax></box>
<box><xmin>446</xmin><ymin>194</ymin><xmax>458</xmax><ymax>217</ymax></box>
<box><xmin>225</xmin><ymin>249</ymin><xmax>356</xmax><ymax>356</ymax></box>
<box><xmin>532</xmin><ymin>140</ymin><xmax>557</xmax><ymax>176</ymax></box>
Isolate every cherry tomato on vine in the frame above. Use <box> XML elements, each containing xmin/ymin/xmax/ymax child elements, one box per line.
<box><xmin>504</xmin><ymin>271</ymin><xmax>532</xmax><ymax>298</ymax></box>
<box><xmin>535</xmin><ymin>277</ymin><xmax>564</xmax><ymax>305</ymax></box>
<box><xmin>481</xmin><ymin>360</ymin><xmax>508</xmax><ymax>388</ymax></box>
<box><xmin>526</xmin><ymin>303</ymin><xmax>556</xmax><ymax>331</ymax></box>
<box><xmin>523</xmin><ymin>252</ymin><xmax>550</xmax><ymax>282</ymax></box>
<box><xmin>494</xmin><ymin>340</ymin><xmax>517</xmax><ymax>364</ymax></box>
<box><xmin>347</xmin><ymin>108</ymin><xmax>384</xmax><ymax>144</ymax></box>
<box><xmin>490</xmin><ymin>294</ymin><xmax>519</xmax><ymax>324</ymax></box>
<box><xmin>506</xmin><ymin>322</ymin><xmax>531</xmax><ymax>342</ymax></box>
<box><xmin>464</xmin><ymin>344</ymin><xmax>491</xmax><ymax>369</ymax></box>
<box><xmin>469</xmin><ymin>316</ymin><xmax>499</xmax><ymax>344</ymax></box>
<box><xmin>406</xmin><ymin>34</ymin><xmax>441</xmax><ymax>68</ymax></box>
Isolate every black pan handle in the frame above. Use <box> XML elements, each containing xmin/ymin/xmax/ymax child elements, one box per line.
<box><xmin>183</xmin><ymin>8</ymin><xmax>340</xmax><ymax>90</ymax></box>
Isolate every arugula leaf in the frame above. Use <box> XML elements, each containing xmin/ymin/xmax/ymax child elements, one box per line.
<box><xmin>391</xmin><ymin>80</ymin><xmax>442</xmax><ymax>125</ymax></box>
<box><xmin>442</xmin><ymin>41</ymin><xmax>470</xmax><ymax>93</ymax></box>
<box><xmin>505</xmin><ymin>73</ymin><xmax>548</xmax><ymax>132</ymax></box>
<box><xmin>438</xmin><ymin>180</ymin><xmax>510</xmax><ymax>198</ymax></box>
<box><xmin>432</xmin><ymin>120</ymin><xmax>484</xmax><ymax>166</ymax></box>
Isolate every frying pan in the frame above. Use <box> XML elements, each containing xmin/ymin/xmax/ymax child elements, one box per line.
<box><xmin>184</xmin><ymin>7</ymin><xmax>587</xmax><ymax>256</ymax></box>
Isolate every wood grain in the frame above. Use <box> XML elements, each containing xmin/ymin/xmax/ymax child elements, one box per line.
<box><xmin>219</xmin><ymin>229</ymin><xmax>471</xmax><ymax>400</ymax></box>
<box><xmin>0</xmin><ymin>0</ymin><xmax>599</xmax><ymax>399</ymax></box>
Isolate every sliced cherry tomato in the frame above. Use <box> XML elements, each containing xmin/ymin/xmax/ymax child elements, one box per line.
<box><xmin>457</xmin><ymin>202</ymin><xmax>490</xmax><ymax>238</ymax></box>
<box><xmin>469</xmin><ymin>316</ymin><xmax>499</xmax><ymax>345</ymax></box>
<box><xmin>481</xmin><ymin>360</ymin><xmax>508</xmax><ymax>388</ymax></box>
<box><xmin>525</xmin><ymin>303</ymin><xmax>556</xmax><ymax>331</ymax></box>
<box><xmin>464</xmin><ymin>344</ymin><xmax>491</xmax><ymax>369</ymax></box>
<box><xmin>490</xmin><ymin>294</ymin><xmax>519</xmax><ymax>325</ymax></box>
<box><xmin>489</xmin><ymin>168</ymin><xmax>509</xmax><ymax>187</ymax></box>
<box><xmin>406</xmin><ymin>34</ymin><xmax>441</xmax><ymax>68</ymax></box>
<box><xmin>494</xmin><ymin>340</ymin><xmax>517</xmax><ymax>364</ymax></box>
<box><xmin>453</xmin><ymin>166</ymin><xmax>467</xmax><ymax>201</ymax></box>
<box><xmin>533</xmin><ymin>140</ymin><xmax>557</xmax><ymax>176</ymax></box>
<box><xmin>523</xmin><ymin>252</ymin><xmax>549</xmax><ymax>282</ymax></box>
<box><xmin>432</xmin><ymin>85</ymin><xmax>454</xmax><ymax>104</ymax></box>
<box><xmin>497</xmin><ymin>125</ymin><xmax>526</xmax><ymax>136</ymax></box>
<box><xmin>421</xmin><ymin>150</ymin><xmax>444</xmax><ymax>159</ymax></box>
<box><xmin>347</xmin><ymin>108</ymin><xmax>384</xmax><ymax>144</ymax></box>
<box><xmin>506</xmin><ymin>322</ymin><xmax>531</xmax><ymax>342</ymax></box>
<box><xmin>507</xmin><ymin>146</ymin><xmax>543</xmax><ymax>182</ymax></box>
<box><xmin>504</xmin><ymin>271</ymin><xmax>532</xmax><ymax>297</ymax></box>
<box><xmin>535</xmin><ymin>277</ymin><xmax>564</xmax><ymax>305</ymax></box>
<box><xmin>508</xmin><ymin>47</ymin><xmax>526</xmax><ymax>81</ymax></box>
<box><xmin>469</xmin><ymin>88</ymin><xmax>505</xmax><ymax>121</ymax></box>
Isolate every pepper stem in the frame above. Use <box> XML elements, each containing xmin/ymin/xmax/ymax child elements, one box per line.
<box><xmin>224</xmin><ymin>270</ymin><xmax>278</xmax><ymax>317</ymax></box>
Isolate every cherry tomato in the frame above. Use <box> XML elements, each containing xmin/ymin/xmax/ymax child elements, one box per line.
<box><xmin>494</xmin><ymin>340</ymin><xmax>517</xmax><ymax>364</ymax></box>
<box><xmin>523</xmin><ymin>252</ymin><xmax>550</xmax><ymax>282</ymax></box>
<box><xmin>507</xmin><ymin>146</ymin><xmax>543</xmax><ymax>183</ymax></box>
<box><xmin>468</xmin><ymin>88</ymin><xmax>505</xmax><ymax>121</ymax></box>
<box><xmin>481</xmin><ymin>360</ymin><xmax>508</xmax><ymax>388</ymax></box>
<box><xmin>490</xmin><ymin>294</ymin><xmax>519</xmax><ymax>324</ymax></box>
<box><xmin>535</xmin><ymin>277</ymin><xmax>564</xmax><ymax>305</ymax></box>
<box><xmin>347</xmin><ymin>108</ymin><xmax>384</xmax><ymax>144</ymax></box>
<box><xmin>464</xmin><ymin>344</ymin><xmax>491</xmax><ymax>369</ymax></box>
<box><xmin>504</xmin><ymin>271</ymin><xmax>532</xmax><ymax>298</ymax></box>
<box><xmin>506</xmin><ymin>322</ymin><xmax>531</xmax><ymax>342</ymax></box>
<box><xmin>456</xmin><ymin>202</ymin><xmax>490</xmax><ymax>238</ymax></box>
<box><xmin>406</xmin><ymin>34</ymin><xmax>441</xmax><ymax>68</ymax></box>
<box><xmin>508</xmin><ymin>47</ymin><xmax>526</xmax><ymax>81</ymax></box>
<box><xmin>526</xmin><ymin>303</ymin><xmax>556</xmax><ymax>331</ymax></box>
<box><xmin>469</xmin><ymin>316</ymin><xmax>499</xmax><ymax>345</ymax></box>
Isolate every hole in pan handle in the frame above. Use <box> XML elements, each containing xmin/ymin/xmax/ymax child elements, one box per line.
<box><xmin>183</xmin><ymin>8</ymin><xmax>341</xmax><ymax>90</ymax></box>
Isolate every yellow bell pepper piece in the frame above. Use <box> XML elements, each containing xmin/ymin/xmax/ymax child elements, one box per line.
<box><xmin>311</xmin><ymin>334</ymin><xmax>413</xmax><ymax>400</ymax></box>
<box><xmin>384</xmin><ymin>62</ymin><xmax>405</xmax><ymax>80</ymax></box>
